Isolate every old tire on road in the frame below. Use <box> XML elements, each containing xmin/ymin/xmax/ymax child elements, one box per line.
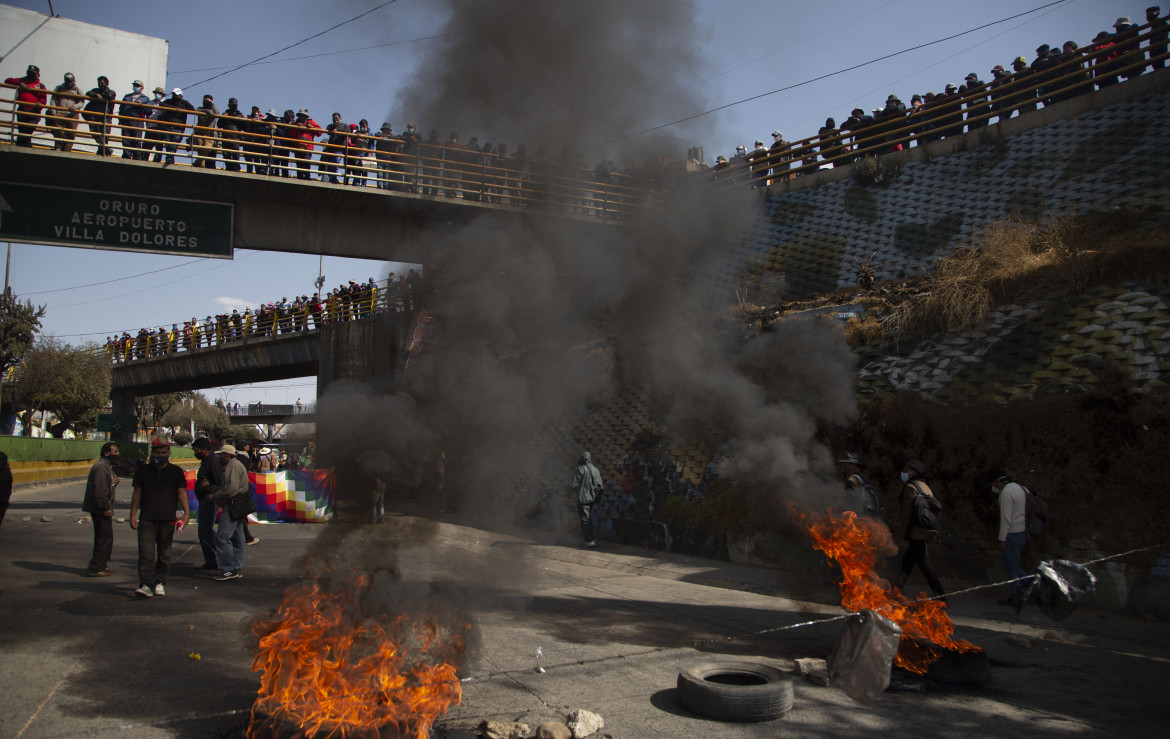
<box><xmin>676</xmin><ymin>661</ymin><xmax>794</xmax><ymax>722</ymax></box>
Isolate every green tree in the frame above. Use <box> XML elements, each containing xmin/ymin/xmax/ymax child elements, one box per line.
<box><xmin>0</xmin><ymin>288</ymin><xmax>45</xmax><ymax>375</ymax></box>
<box><xmin>161</xmin><ymin>392</ymin><xmax>235</xmax><ymax>442</ymax></box>
<box><xmin>0</xmin><ymin>288</ymin><xmax>46</xmax><ymax>425</ymax></box>
<box><xmin>16</xmin><ymin>337</ymin><xmax>111</xmax><ymax>438</ymax></box>
<box><xmin>136</xmin><ymin>392</ymin><xmax>193</xmax><ymax>433</ymax></box>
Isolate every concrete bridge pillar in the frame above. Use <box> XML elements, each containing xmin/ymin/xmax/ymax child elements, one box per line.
<box><xmin>110</xmin><ymin>389</ymin><xmax>136</xmax><ymax>444</ymax></box>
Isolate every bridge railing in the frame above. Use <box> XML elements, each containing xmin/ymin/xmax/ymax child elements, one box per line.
<box><xmin>699</xmin><ymin>20</ymin><xmax>1169</xmax><ymax>188</ymax></box>
<box><xmin>0</xmin><ymin>88</ymin><xmax>660</xmax><ymax>221</ymax></box>
<box><xmin>103</xmin><ymin>282</ymin><xmax>406</xmax><ymax>365</ymax></box>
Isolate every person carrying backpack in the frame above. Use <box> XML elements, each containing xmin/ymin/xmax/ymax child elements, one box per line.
<box><xmin>990</xmin><ymin>469</ymin><xmax>1029</xmax><ymax>607</ymax></box>
<box><xmin>897</xmin><ymin>458</ymin><xmax>947</xmax><ymax>603</ymax></box>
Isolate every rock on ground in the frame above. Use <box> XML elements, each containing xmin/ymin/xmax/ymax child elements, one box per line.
<box><xmin>795</xmin><ymin>657</ymin><xmax>827</xmax><ymax>675</ymax></box>
<box><xmin>567</xmin><ymin>709</ymin><xmax>604</xmax><ymax>738</ymax></box>
<box><xmin>477</xmin><ymin>719</ymin><xmax>531</xmax><ymax>739</ymax></box>
<box><xmin>536</xmin><ymin>722</ymin><xmax>572</xmax><ymax>739</ymax></box>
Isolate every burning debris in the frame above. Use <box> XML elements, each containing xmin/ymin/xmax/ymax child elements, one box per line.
<box><xmin>794</xmin><ymin>507</ymin><xmax>980</xmax><ymax>675</ymax></box>
<box><xmin>247</xmin><ymin>571</ymin><xmax>470</xmax><ymax>739</ymax></box>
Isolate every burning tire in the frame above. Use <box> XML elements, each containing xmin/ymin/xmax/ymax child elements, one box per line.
<box><xmin>676</xmin><ymin>661</ymin><xmax>794</xmax><ymax>722</ymax></box>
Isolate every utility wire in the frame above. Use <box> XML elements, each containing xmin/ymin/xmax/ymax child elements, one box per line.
<box><xmin>19</xmin><ymin>257</ymin><xmax>209</xmax><ymax>296</ymax></box>
<box><xmin>182</xmin><ymin>0</ymin><xmax>401</xmax><ymax>90</ymax></box>
<box><xmin>585</xmin><ymin>0</ymin><xmax>1071</xmax><ymax>150</ymax></box>
<box><xmin>171</xmin><ymin>30</ymin><xmax>465</xmax><ymax>75</ymax></box>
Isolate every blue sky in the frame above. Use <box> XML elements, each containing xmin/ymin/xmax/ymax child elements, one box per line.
<box><xmin>2</xmin><ymin>0</ymin><xmax>1131</xmax><ymax>405</ymax></box>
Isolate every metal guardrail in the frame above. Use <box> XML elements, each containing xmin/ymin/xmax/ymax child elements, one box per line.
<box><xmin>703</xmin><ymin>21</ymin><xmax>1169</xmax><ymax>188</ymax></box>
<box><xmin>0</xmin><ymin>85</ymin><xmax>658</xmax><ymax>221</ymax></box>
<box><xmin>102</xmin><ymin>281</ymin><xmax>410</xmax><ymax>364</ymax></box>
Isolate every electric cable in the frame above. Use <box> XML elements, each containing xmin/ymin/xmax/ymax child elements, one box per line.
<box><xmin>181</xmin><ymin>0</ymin><xmax>401</xmax><ymax>90</ymax></box>
<box><xmin>585</xmin><ymin>0</ymin><xmax>1072</xmax><ymax>151</ymax></box>
<box><xmin>170</xmin><ymin>30</ymin><xmax>466</xmax><ymax>75</ymax></box>
<box><xmin>18</xmin><ymin>257</ymin><xmax>209</xmax><ymax>296</ymax></box>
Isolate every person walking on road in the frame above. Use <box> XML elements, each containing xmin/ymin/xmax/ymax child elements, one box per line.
<box><xmin>192</xmin><ymin>438</ymin><xmax>223</xmax><ymax>571</ymax></box>
<box><xmin>896</xmin><ymin>458</ymin><xmax>947</xmax><ymax>603</ymax></box>
<box><xmin>989</xmin><ymin>469</ymin><xmax>1029</xmax><ymax>607</ymax></box>
<box><xmin>213</xmin><ymin>444</ymin><xmax>251</xmax><ymax>581</ymax></box>
<box><xmin>571</xmin><ymin>451</ymin><xmax>603</xmax><ymax>548</ymax></box>
<box><xmin>81</xmin><ymin>442</ymin><xmax>119</xmax><ymax>576</ymax></box>
<box><xmin>129</xmin><ymin>439</ymin><xmax>190</xmax><ymax>597</ymax></box>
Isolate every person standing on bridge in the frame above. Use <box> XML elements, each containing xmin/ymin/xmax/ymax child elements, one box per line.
<box><xmin>82</xmin><ymin>76</ymin><xmax>117</xmax><ymax>156</ymax></box>
<box><xmin>291</xmin><ymin>108</ymin><xmax>322</xmax><ymax>180</ymax></box>
<box><xmin>129</xmin><ymin>439</ymin><xmax>190</xmax><ymax>597</ymax></box>
<box><xmin>118</xmin><ymin>80</ymin><xmax>150</xmax><ymax>161</ymax></box>
<box><xmin>191</xmin><ymin>94</ymin><xmax>220</xmax><ymax>169</ymax></box>
<box><xmin>49</xmin><ymin>72</ymin><xmax>84</xmax><ymax>151</ymax></box>
<box><xmin>218</xmin><ymin>98</ymin><xmax>245</xmax><ymax>172</ymax></box>
<box><xmin>81</xmin><ymin>442</ymin><xmax>119</xmax><ymax>576</ymax></box>
<box><xmin>321</xmin><ymin>112</ymin><xmax>349</xmax><ymax>185</ymax></box>
<box><xmin>156</xmin><ymin>88</ymin><xmax>195</xmax><ymax>165</ymax></box>
<box><xmin>4</xmin><ymin>64</ymin><xmax>47</xmax><ymax>148</ymax></box>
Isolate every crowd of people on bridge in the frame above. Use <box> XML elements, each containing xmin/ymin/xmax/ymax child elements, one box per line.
<box><xmin>104</xmin><ymin>270</ymin><xmax>420</xmax><ymax>362</ymax></box>
<box><xmin>705</xmin><ymin>8</ymin><xmax>1168</xmax><ymax>184</ymax></box>
<box><xmin>5</xmin><ymin>8</ymin><xmax>1166</xmax><ymax>200</ymax></box>
<box><xmin>3</xmin><ymin>66</ymin><xmax>641</xmax><ymax>213</ymax></box>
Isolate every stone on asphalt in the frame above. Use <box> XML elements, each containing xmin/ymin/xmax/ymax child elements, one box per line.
<box><xmin>40</xmin><ymin>516</ymin><xmax>53</xmax><ymax>522</ymax></box>
<box><xmin>1007</xmin><ymin>635</ymin><xmax>1038</xmax><ymax>648</ymax></box>
<box><xmin>478</xmin><ymin>719</ymin><xmax>531</xmax><ymax>739</ymax></box>
<box><xmin>795</xmin><ymin>657</ymin><xmax>827</xmax><ymax>676</ymax></box>
<box><xmin>808</xmin><ymin>668</ymin><xmax>832</xmax><ymax>686</ymax></box>
<box><xmin>536</xmin><ymin>722</ymin><xmax>572</xmax><ymax>739</ymax></box>
<box><xmin>20</xmin><ymin>516</ymin><xmax>30</xmax><ymax>522</ymax></box>
<box><xmin>567</xmin><ymin>709</ymin><xmax>604</xmax><ymax>738</ymax></box>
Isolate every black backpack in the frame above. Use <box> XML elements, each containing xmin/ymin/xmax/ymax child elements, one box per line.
<box><xmin>907</xmin><ymin>481</ymin><xmax>942</xmax><ymax>542</ymax></box>
<box><xmin>1022</xmin><ymin>485</ymin><xmax>1050</xmax><ymax>540</ymax></box>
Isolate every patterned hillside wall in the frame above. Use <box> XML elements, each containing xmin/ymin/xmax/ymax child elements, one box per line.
<box><xmin>735</xmin><ymin>70</ymin><xmax>1170</xmax><ymax>305</ymax></box>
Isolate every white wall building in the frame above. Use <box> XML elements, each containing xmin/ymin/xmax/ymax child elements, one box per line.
<box><xmin>1</xmin><ymin>3</ymin><xmax>168</xmax><ymax>152</ymax></box>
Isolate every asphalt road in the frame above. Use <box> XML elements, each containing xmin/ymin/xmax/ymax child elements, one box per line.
<box><xmin>1</xmin><ymin>480</ymin><xmax>1168</xmax><ymax>738</ymax></box>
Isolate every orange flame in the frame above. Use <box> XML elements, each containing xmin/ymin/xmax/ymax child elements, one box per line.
<box><xmin>793</xmin><ymin>505</ymin><xmax>978</xmax><ymax>673</ymax></box>
<box><xmin>247</xmin><ymin>573</ymin><xmax>469</xmax><ymax>738</ymax></box>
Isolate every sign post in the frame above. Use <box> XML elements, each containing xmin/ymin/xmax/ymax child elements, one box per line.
<box><xmin>96</xmin><ymin>414</ymin><xmax>138</xmax><ymax>434</ymax></box>
<box><xmin>0</xmin><ymin>182</ymin><xmax>233</xmax><ymax>258</ymax></box>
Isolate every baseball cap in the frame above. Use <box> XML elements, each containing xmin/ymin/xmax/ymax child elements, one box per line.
<box><xmin>172</xmin><ymin>87</ymin><xmax>183</xmax><ymax>96</ymax></box>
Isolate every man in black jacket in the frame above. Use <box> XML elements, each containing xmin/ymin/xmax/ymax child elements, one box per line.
<box><xmin>219</xmin><ymin>98</ymin><xmax>245</xmax><ymax>171</ymax></box>
<box><xmin>399</xmin><ymin>122</ymin><xmax>421</xmax><ymax>192</ymax></box>
<box><xmin>1149</xmin><ymin>7</ymin><xmax>1168</xmax><ymax>70</ymax></box>
<box><xmin>156</xmin><ymin>88</ymin><xmax>195</xmax><ymax>165</ymax></box>
<box><xmin>960</xmin><ymin>72</ymin><xmax>989</xmax><ymax>130</ymax></box>
<box><xmin>129</xmin><ymin>439</ymin><xmax>190</xmax><ymax>597</ymax></box>
<box><xmin>192</xmin><ymin>438</ymin><xmax>224</xmax><ymax>571</ymax></box>
<box><xmin>82</xmin><ymin>442</ymin><xmax>119</xmax><ymax>576</ymax></box>
<box><xmin>82</xmin><ymin>76</ymin><xmax>116</xmax><ymax>156</ymax></box>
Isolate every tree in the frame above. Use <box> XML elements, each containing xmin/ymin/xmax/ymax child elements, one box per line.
<box><xmin>160</xmin><ymin>392</ymin><xmax>235</xmax><ymax>442</ymax></box>
<box><xmin>0</xmin><ymin>288</ymin><xmax>45</xmax><ymax>376</ymax></box>
<box><xmin>136</xmin><ymin>392</ymin><xmax>193</xmax><ymax>433</ymax></box>
<box><xmin>0</xmin><ymin>288</ymin><xmax>46</xmax><ymax>425</ymax></box>
<box><xmin>16</xmin><ymin>337</ymin><xmax>111</xmax><ymax>437</ymax></box>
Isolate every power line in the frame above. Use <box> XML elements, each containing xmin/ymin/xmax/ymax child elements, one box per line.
<box><xmin>585</xmin><ymin>0</ymin><xmax>1072</xmax><ymax>151</ymax></box>
<box><xmin>182</xmin><ymin>0</ymin><xmax>401</xmax><ymax>90</ymax></box>
<box><xmin>170</xmin><ymin>30</ymin><xmax>466</xmax><ymax>75</ymax></box>
<box><xmin>19</xmin><ymin>257</ymin><xmax>209</xmax><ymax>296</ymax></box>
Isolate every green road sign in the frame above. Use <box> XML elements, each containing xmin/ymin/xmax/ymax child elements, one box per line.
<box><xmin>96</xmin><ymin>414</ymin><xmax>138</xmax><ymax>433</ymax></box>
<box><xmin>0</xmin><ymin>182</ymin><xmax>233</xmax><ymax>258</ymax></box>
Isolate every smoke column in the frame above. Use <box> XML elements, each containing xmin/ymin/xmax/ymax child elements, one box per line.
<box><xmin>315</xmin><ymin>0</ymin><xmax>858</xmax><ymax>534</ymax></box>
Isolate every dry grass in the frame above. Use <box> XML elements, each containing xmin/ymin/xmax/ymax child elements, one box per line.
<box><xmin>886</xmin><ymin>210</ymin><xmax>1170</xmax><ymax>338</ymax></box>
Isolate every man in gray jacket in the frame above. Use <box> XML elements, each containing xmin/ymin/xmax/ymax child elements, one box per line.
<box><xmin>571</xmin><ymin>451</ymin><xmax>603</xmax><ymax>548</ymax></box>
<box><xmin>213</xmin><ymin>444</ymin><xmax>251</xmax><ymax>581</ymax></box>
<box><xmin>82</xmin><ymin>442</ymin><xmax>119</xmax><ymax>576</ymax></box>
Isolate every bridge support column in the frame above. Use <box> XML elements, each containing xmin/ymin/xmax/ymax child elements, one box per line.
<box><xmin>110</xmin><ymin>389</ymin><xmax>136</xmax><ymax>444</ymax></box>
<box><xmin>316</xmin><ymin>310</ymin><xmax>414</xmax><ymax>521</ymax></box>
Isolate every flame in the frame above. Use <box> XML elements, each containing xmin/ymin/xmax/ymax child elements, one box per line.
<box><xmin>247</xmin><ymin>573</ymin><xmax>469</xmax><ymax>738</ymax></box>
<box><xmin>793</xmin><ymin>506</ymin><xmax>978</xmax><ymax>673</ymax></box>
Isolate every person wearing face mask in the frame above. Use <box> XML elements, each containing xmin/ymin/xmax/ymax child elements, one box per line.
<box><xmin>119</xmin><ymin>80</ymin><xmax>150</xmax><ymax>160</ymax></box>
<box><xmin>218</xmin><ymin>97</ymin><xmax>245</xmax><ymax>172</ymax></box>
<box><xmin>49</xmin><ymin>72</ymin><xmax>84</xmax><ymax>151</ymax></box>
<box><xmin>81</xmin><ymin>75</ymin><xmax>117</xmax><ymax>155</ymax></box>
<box><xmin>129</xmin><ymin>439</ymin><xmax>191</xmax><ymax>598</ymax></box>
<box><xmin>192</xmin><ymin>93</ymin><xmax>220</xmax><ymax>169</ymax></box>
<box><xmin>989</xmin><ymin>469</ymin><xmax>1028</xmax><ymax>607</ymax></box>
<box><xmin>896</xmin><ymin>459</ymin><xmax>947</xmax><ymax>603</ymax></box>
<box><xmin>82</xmin><ymin>442</ymin><xmax>120</xmax><ymax>577</ymax></box>
<box><xmin>3</xmin><ymin>64</ymin><xmax>47</xmax><ymax>147</ymax></box>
